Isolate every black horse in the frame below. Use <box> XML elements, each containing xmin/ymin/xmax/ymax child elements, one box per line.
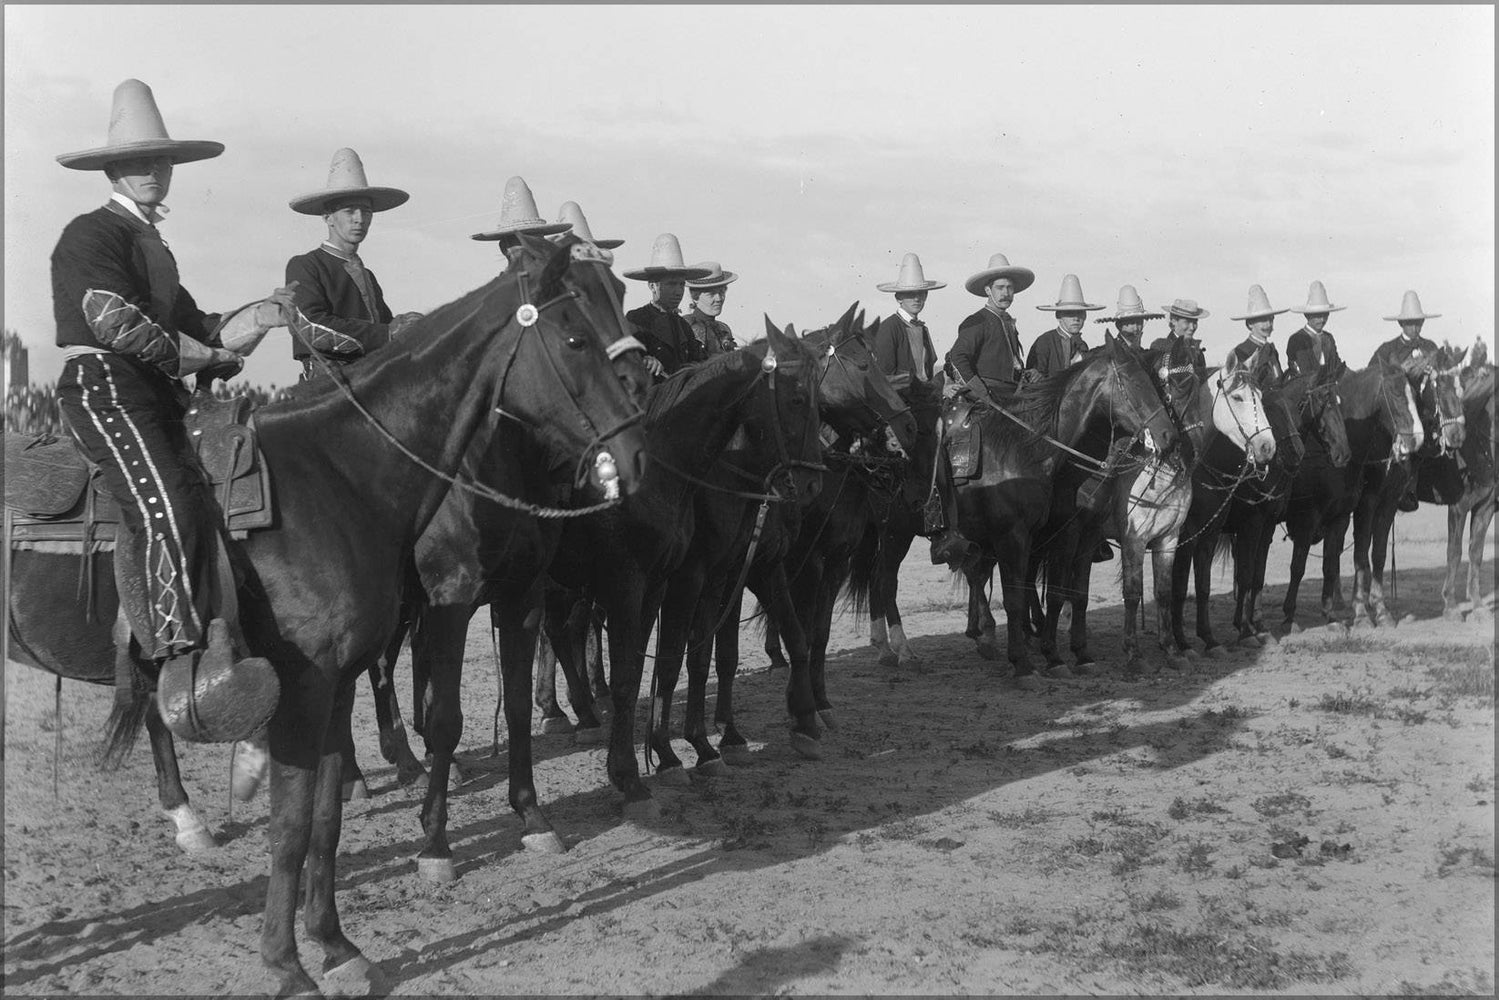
<box><xmin>7</xmin><ymin>234</ymin><xmax>650</xmax><ymax>995</ymax></box>
<box><xmin>1440</xmin><ymin>352</ymin><xmax>1496</xmax><ymax>620</ymax></box>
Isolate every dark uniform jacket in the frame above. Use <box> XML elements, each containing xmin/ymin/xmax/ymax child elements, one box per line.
<box><xmin>947</xmin><ymin>306</ymin><xmax>1023</xmax><ymax>393</ymax></box>
<box><xmin>1371</xmin><ymin>333</ymin><xmax>1439</xmax><ymax>369</ymax></box>
<box><xmin>628</xmin><ymin>302</ymin><xmax>708</xmax><ymax>377</ymax></box>
<box><xmin>52</xmin><ymin>202</ymin><xmax>222</xmax><ymax>380</ymax></box>
<box><xmin>869</xmin><ymin>313</ymin><xmax>936</xmax><ymax>382</ymax></box>
<box><xmin>1148</xmin><ymin>332</ymin><xmax>1208</xmax><ymax>371</ymax></box>
<box><xmin>685</xmin><ymin>307</ymin><xmax>736</xmax><ymax>356</ymax></box>
<box><xmin>1026</xmin><ymin>327</ymin><xmax>1086</xmax><ymax>377</ymax></box>
<box><xmin>285</xmin><ymin>246</ymin><xmax>393</xmax><ymax>361</ymax></box>
<box><xmin>1232</xmin><ymin>337</ymin><xmax>1284</xmax><ymax>382</ymax></box>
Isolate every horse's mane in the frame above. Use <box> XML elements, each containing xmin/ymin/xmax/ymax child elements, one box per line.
<box><xmin>973</xmin><ymin>364</ymin><xmax>1085</xmax><ymax>466</ymax></box>
<box><xmin>645</xmin><ymin>346</ymin><xmax>758</xmax><ymax>422</ymax></box>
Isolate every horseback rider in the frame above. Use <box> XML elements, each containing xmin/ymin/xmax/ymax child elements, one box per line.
<box><xmin>684</xmin><ymin>263</ymin><xmax>740</xmax><ymax>356</ymax></box>
<box><xmin>623</xmin><ymin>234</ymin><xmax>713</xmax><ymax>381</ymax></box>
<box><xmin>1149</xmin><ymin>299</ymin><xmax>1210</xmax><ymax>372</ymax></box>
<box><xmin>1372</xmin><ymin>290</ymin><xmax>1445</xmax><ymax>512</ymax></box>
<box><xmin>1097</xmin><ymin>284</ymin><xmax>1163</xmax><ymax>351</ymax></box>
<box><xmin>471</xmin><ymin>175</ymin><xmax>573</xmax><ymax>272</ymax></box>
<box><xmin>1285</xmin><ymin>280</ymin><xmax>1346</xmax><ymax>376</ymax></box>
<box><xmin>286</xmin><ymin>148</ymin><xmax>422</xmax><ymax>382</ymax></box>
<box><xmin>1229</xmin><ymin>285</ymin><xmax>1289</xmax><ymax>383</ymax></box>
<box><xmin>50</xmin><ymin>79</ymin><xmax>296</xmax><ymax>739</ymax></box>
<box><xmin>1026</xmin><ymin>274</ymin><xmax>1106</xmax><ymax>377</ymax></box>
<box><xmin>933</xmin><ymin>252</ymin><xmax>1036</xmax><ymax>567</ymax></box>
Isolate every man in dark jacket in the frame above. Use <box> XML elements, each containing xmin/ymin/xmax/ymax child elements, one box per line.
<box><xmin>1371</xmin><ymin>290</ymin><xmax>1442</xmax><ymax>368</ymax></box>
<box><xmin>1149</xmin><ymin>298</ymin><xmax>1210</xmax><ymax>372</ymax></box>
<box><xmin>286</xmin><ymin>148</ymin><xmax>422</xmax><ymax>380</ymax></box>
<box><xmin>1286</xmin><ymin>280</ymin><xmax>1346</xmax><ymax>375</ymax></box>
<box><xmin>51</xmin><ymin>79</ymin><xmax>294</xmax><ymax>738</ymax></box>
<box><xmin>1229</xmin><ymin>284</ymin><xmax>1288</xmax><ymax>382</ymax></box>
<box><xmin>623</xmin><ymin>234</ymin><xmax>712</xmax><ymax>380</ymax></box>
<box><xmin>1027</xmin><ymin>274</ymin><xmax>1105</xmax><ymax>376</ymax></box>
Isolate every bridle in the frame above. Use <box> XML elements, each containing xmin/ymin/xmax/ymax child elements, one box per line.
<box><xmin>1413</xmin><ymin>363</ymin><xmax>1467</xmax><ymax>455</ymax></box>
<box><xmin>1212</xmin><ymin>365</ymin><xmax>1275</xmax><ymax>464</ymax></box>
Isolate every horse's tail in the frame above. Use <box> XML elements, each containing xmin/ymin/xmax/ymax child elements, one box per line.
<box><xmin>99</xmin><ymin>660</ymin><xmax>153</xmax><ymax>770</ymax></box>
<box><xmin>1027</xmin><ymin>561</ymin><xmax>1048</xmax><ymax>635</ymax></box>
<box><xmin>843</xmin><ymin>530</ymin><xmax>877</xmax><ymax>625</ymax></box>
<box><xmin>1211</xmin><ymin>531</ymin><xmax>1236</xmax><ymax>574</ymax></box>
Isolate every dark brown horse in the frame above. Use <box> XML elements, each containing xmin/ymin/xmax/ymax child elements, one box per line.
<box><xmin>1280</xmin><ymin>363</ymin><xmax>1422</xmax><ymax>628</ymax></box>
<box><xmin>543</xmin><ymin>323</ymin><xmax>825</xmax><ymax>819</ymax></box>
<box><xmin>1440</xmin><ymin>354</ymin><xmax>1496</xmax><ymax>620</ymax></box>
<box><xmin>944</xmin><ymin>335</ymin><xmax>1182</xmax><ymax>677</ymax></box>
<box><xmin>8</xmin><ymin>234</ymin><xmax>651</xmax><ymax>996</ymax></box>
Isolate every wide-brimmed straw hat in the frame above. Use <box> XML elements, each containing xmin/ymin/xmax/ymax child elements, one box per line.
<box><xmin>877</xmin><ymin>253</ymin><xmax>945</xmax><ymax>293</ymax></box>
<box><xmin>1036</xmin><ymin>274</ymin><xmax>1104</xmax><ymax>313</ymax></box>
<box><xmin>1162</xmin><ymin>298</ymin><xmax>1210</xmax><ymax>320</ymax></box>
<box><xmin>57</xmin><ymin>79</ymin><xmax>223</xmax><ymax>171</ymax></box>
<box><xmin>1384</xmin><ymin>290</ymin><xmax>1441</xmax><ymax>322</ymax></box>
<box><xmin>289</xmin><ymin>148</ymin><xmax>409</xmax><ymax>215</ymax></box>
<box><xmin>964</xmin><ymin>253</ymin><xmax>1035</xmax><ymax>296</ymax></box>
<box><xmin>1229</xmin><ymin>285</ymin><xmax>1289</xmax><ymax>322</ymax></box>
<box><xmin>1096</xmin><ymin>284</ymin><xmax>1164</xmax><ymax>324</ymax></box>
<box><xmin>550</xmin><ymin>201</ymin><xmax>623</xmax><ymax>249</ymax></box>
<box><xmin>471</xmin><ymin>177</ymin><xmax>572</xmax><ymax>241</ymax></box>
<box><xmin>686</xmin><ymin>262</ymin><xmax>738</xmax><ymax>290</ymax></box>
<box><xmin>622</xmin><ymin>234</ymin><xmax>713</xmax><ymax>282</ymax></box>
<box><xmin>1290</xmin><ymin>280</ymin><xmax>1347</xmax><ymax>315</ymax></box>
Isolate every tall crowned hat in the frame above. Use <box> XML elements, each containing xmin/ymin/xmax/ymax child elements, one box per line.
<box><xmin>1384</xmin><ymin>290</ymin><xmax>1441</xmax><ymax>322</ymax></box>
<box><xmin>1096</xmin><ymin>284</ymin><xmax>1165</xmax><ymax>324</ymax></box>
<box><xmin>876</xmin><ymin>253</ymin><xmax>945</xmax><ymax>293</ymax></box>
<box><xmin>1229</xmin><ymin>285</ymin><xmax>1289</xmax><ymax>322</ymax></box>
<box><xmin>471</xmin><ymin>177</ymin><xmax>572</xmax><ymax>241</ymax></box>
<box><xmin>289</xmin><ymin>148</ymin><xmax>409</xmax><ymax>215</ymax></box>
<box><xmin>622</xmin><ymin>234</ymin><xmax>713</xmax><ymax>281</ymax></box>
<box><xmin>1290</xmin><ymin>280</ymin><xmax>1347</xmax><ymax>315</ymax></box>
<box><xmin>1036</xmin><ymin>274</ymin><xmax>1104</xmax><ymax>312</ymax></box>
<box><xmin>686</xmin><ymin>262</ymin><xmax>738</xmax><ymax>290</ymax></box>
<box><xmin>57</xmin><ymin>79</ymin><xmax>224</xmax><ymax>171</ymax></box>
<box><xmin>964</xmin><ymin>253</ymin><xmax>1035</xmax><ymax>296</ymax></box>
<box><xmin>551</xmin><ymin>201</ymin><xmax>623</xmax><ymax>249</ymax></box>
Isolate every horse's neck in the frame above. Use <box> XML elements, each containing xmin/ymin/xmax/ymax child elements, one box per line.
<box><xmin>1338</xmin><ymin>369</ymin><xmax>1397</xmax><ymax>458</ymax></box>
<box><xmin>1051</xmin><ymin>365</ymin><xmax>1105</xmax><ymax>447</ymax></box>
<box><xmin>647</xmin><ymin>361</ymin><xmax>762</xmax><ymax>485</ymax></box>
<box><xmin>1185</xmin><ymin>381</ymin><xmax>1218</xmax><ymax>454</ymax></box>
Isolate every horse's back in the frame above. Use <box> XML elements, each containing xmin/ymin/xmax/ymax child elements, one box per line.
<box><xmin>6</xmin><ymin>547</ymin><xmax>119</xmax><ymax>683</ymax></box>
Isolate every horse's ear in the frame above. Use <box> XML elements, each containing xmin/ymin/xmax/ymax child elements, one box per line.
<box><xmin>785</xmin><ymin>322</ymin><xmax>797</xmax><ymax>337</ymax></box>
<box><xmin>835</xmin><ymin>301</ymin><xmax>859</xmax><ymax>336</ymax></box>
<box><xmin>764</xmin><ymin>315</ymin><xmax>781</xmax><ymax>340</ymax></box>
<box><xmin>1223</xmin><ymin>351</ymin><xmax>1241</xmax><ymax>375</ymax></box>
<box><xmin>534</xmin><ymin>234</ymin><xmax>572</xmax><ymax>298</ymax></box>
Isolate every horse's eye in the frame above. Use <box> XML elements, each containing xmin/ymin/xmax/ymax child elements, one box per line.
<box><xmin>566</xmin><ymin>334</ymin><xmax>587</xmax><ymax>350</ymax></box>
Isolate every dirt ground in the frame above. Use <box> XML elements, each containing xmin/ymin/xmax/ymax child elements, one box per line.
<box><xmin>4</xmin><ymin>503</ymin><xmax>1495</xmax><ymax>996</ymax></box>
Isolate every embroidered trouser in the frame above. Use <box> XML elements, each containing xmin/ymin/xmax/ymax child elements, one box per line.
<box><xmin>57</xmin><ymin>353</ymin><xmax>214</xmax><ymax>660</ymax></box>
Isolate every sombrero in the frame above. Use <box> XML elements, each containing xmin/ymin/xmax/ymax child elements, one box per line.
<box><xmin>471</xmin><ymin>176</ymin><xmax>572</xmax><ymax>241</ymax></box>
<box><xmin>1384</xmin><ymin>290</ymin><xmax>1441</xmax><ymax>322</ymax></box>
<box><xmin>686</xmin><ymin>262</ymin><xmax>738</xmax><ymax>290</ymax></box>
<box><xmin>622</xmin><ymin>234</ymin><xmax>713</xmax><ymax>281</ymax></box>
<box><xmin>289</xmin><ymin>148</ymin><xmax>409</xmax><ymax>215</ymax></box>
<box><xmin>551</xmin><ymin>201</ymin><xmax>623</xmax><ymax>250</ymax></box>
<box><xmin>964</xmin><ymin>252</ymin><xmax>1035</xmax><ymax>296</ymax></box>
<box><xmin>876</xmin><ymin>253</ymin><xmax>945</xmax><ymax>293</ymax></box>
<box><xmin>1289</xmin><ymin>280</ymin><xmax>1347</xmax><ymax>315</ymax></box>
<box><xmin>1035</xmin><ymin>274</ymin><xmax>1104</xmax><ymax>312</ymax></box>
<box><xmin>1229</xmin><ymin>285</ymin><xmax>1289</xmax><ymax>322</ymax></box>
<box><xmin>57</xmin><ymin>79</ymin><xmax>223</xmax><ymax>171</ymax></box>
<box><xmin>1162</xmin><ymin>298</ymin><xmax>1210</xmax><ymax>320</ymax></box>
<box><xmin>1096</xmin><ymin>284</ymin><xmax>1165</xmax><ymax>324</ymax></box>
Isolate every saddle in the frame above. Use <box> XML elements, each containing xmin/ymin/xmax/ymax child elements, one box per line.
<box><xmin>5</xmin><ymin>394</ymin><xmax>273</xmax><ymax>549</ymax></box>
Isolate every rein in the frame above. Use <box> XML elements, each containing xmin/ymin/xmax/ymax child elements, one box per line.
<box><xmin>286</xmin><ymin>266</ymin><xmax>639</xmax><ymax>519</ymax></box>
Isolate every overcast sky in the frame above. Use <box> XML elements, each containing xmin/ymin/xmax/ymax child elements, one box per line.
<box><xmin>4</xmin><ymin>5</ymin><xmax>1494</xmax><ymax>390</ymax></box>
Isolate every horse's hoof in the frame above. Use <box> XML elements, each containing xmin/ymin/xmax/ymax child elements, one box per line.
<box><xmin>695</xmin><ymin>757</ymin><xmax>730</xmax><ymax>778</ymax></box>
<box><xmin>1206</xmin><ymin>646</ymin><xmax>1227</xmax><ymax>661</ymax></box>
<box><xmin>174</xmin><ymin>825</ymin><xmax>219</xmax><ymax>854</ymax></box>
<box><xmin>790</xmin><ymin>731</ymin><xmax>823</xmax><ymax>760</ymax></box>
<box><xmin>621</xmin><ymin>796</ymin><xmax>659</xmax><ymax>823</ymax></box>
<box><xmin>654</xmin><ymin>765</ymin><xmax>691</xmax><ymax>787</ymax></box>
<box><xmin>877</xmin><ymin>650</ymin><xmax>900</xmax><ymax>668</ymax></box>
<box><xmin>521</xmin><ymin>831</ymin><xmax>568</xmax><ymax>855</ymax></box>
<box><xmin>1236</xmin><ymin>634</ymin><xmax>1261</xmax><ymax>649</ymax></box>
<box><xmin>817</xmin><ymin>710</ymin><xmax>838</xmax><ymax>733</ymax></box>
<box><xmin>1284</xmin><ymin>621</ymin><xmax>1302</xmax><ymax>634</ymax></box>
<box><xmin>1014</xmin><ymin>673</ymin><xmax>1042</xmax><ymax>691</ymax></box>
<box><xmin>322</xmin><ymin>954</ymin><xmax>390</xmax><ymax>998</ymax></box>
<box><xmin>1469</xmin><ymin>606</ymin><xmax>1493</xmax><ymax>625</ymax></box>
<box><xmin>540</xmin><ymin>717</ymin><xmax>573</xmax><ymax>736</ymax></box>
<box><xmin>230</xmin><ymin>741</ymin><xmax>269</xmax><ymax>802</ymax></box>
<box><xmin>1397</xmin><ymin>613</ymin><xmax>1416</xmax><ymax>626</ymax></box>
<box><xmin>574</xmin><ymin>726</ymin><xmax>606</xmax><ymax>746</ymax></box>
<box><xmin>1444</xmin><ymin>606</ymin><xmax>1465</xmax><ymax>621</ymax></box>
<box><xmin>976</xmin><ymin>642</ymin><xmax>1003</xmax><ymax>662</ymax></box>
<box><xmin>415</xmin><ymin>856</ymin><xmax>457</xmax><ymax>884</ymax></box>
<box><xmin>342</xmin><ymin>779</ymin><xmax>371</xmax><ymax>803</ymax></box>
<box><xmin>1257</xmin><ymin>631</ymin><xmax>1278</xmax><ymax>647</ymax></box>
<box><xmin>719</xmin><ymin>744</ymin><xmax>753</xmax><ymax>766</ymax></box>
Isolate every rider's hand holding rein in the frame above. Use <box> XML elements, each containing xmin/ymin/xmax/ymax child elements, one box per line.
<box><xmin>214</xmin><ymin>282</ymin><xmax>302</xmax><ymax>360</ymax></box>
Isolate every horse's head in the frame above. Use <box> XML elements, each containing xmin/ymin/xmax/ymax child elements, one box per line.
<box><xmin>1290</xmin><ymin>361</ymin><xmax>1352</xmax><ymax>468</ymax></box>
<box><xmin>1210</xmin><ymin>351</ymin><xmax>1276</xmax><ymax>466</ymax></box>
<box><xmin>738</xmin><ymin>318</ymin><xmax>825</xmax><ymax>502</ymax></box>
<box><xmin>1376</xmin><ymin>361</ymin><xmax>1424</xmax><ymax>459</ymax></box>
<box><xmin>802</xmin><ymin>303</ymin><xmax>918</xmax><ymax>457</ymax></box>
<box><xmin>1405</xmin><ymin>343</ymin><xmax>1468</xmax><ymax>455</ymax></box>
<box><xmin>1071</xmin><ymin>333</ymin><xmax>1180</xmax><ymax>458</ymax></box>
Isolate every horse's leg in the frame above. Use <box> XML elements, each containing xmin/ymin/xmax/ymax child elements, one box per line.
<box><xmin>1230</xmin><ymin>530</ymin><xmax>1255</xmax><ymax>644</ymax></box>
<box><xmin>681</xmin><ymin>575</ymin><xmax>729</xmax><ymax>776</ymax></box>
<box><xmin>494</xmin><ymin>594</ymin><xmax>566</xmax><ymax>854</ymax></box>
<box><xmin>1038</xmin><ymin>552</ymin><xmax>1066</xmax><ymax>669</ymax></box>
<box><xmin>755</xmin><ymin>576</ymin><xmax>791</xmax><ymax>672</ymax></box>
<box><xmin>1282</xmin><ymin>530</ymin><xmax>1312</xmax><ymax>630</ymax></box>
<box><xmin>1250</xmin><ymin>522</ymin><xmax>1276</xmax><ymax>639</ymax></box>
<box><xmin>1349</xmin><ymin>492</ymin><xmax>1378</xmax><ymax>626</ymax></box>
<box><xmin>1367</xmin><ymin>496</ymin><xmax>1399</xmax><ymax>626</ymax></box>
<box><xmin>878</xmin><ymin>526</ymin><xmax>922</xmax><ymax>670</ymax></box>
<box><xmin>1069</xmin><ymin>549</ymin><xmax>1095</xmax><ymax>669</ymax></box>
<box><xmin>556</xmin><ymin>598</ymin><xmax>604</xmax><ymax>740</ymax></box>
<box><xmin>969</xmin><ymin>558</ymin><xmax>1001</xmax><ymax>661</ymax></box>
<box><xmin>648</xmin><ymin>569</ymin><xmax>697</xmax><ymax>783</ymax></box>
<box><xmin>714</xmin><ymin>585</ymin><xmax>751</xmax><ymax>764</ymax></box>
<box><xmin>336</xmin><ymin>668</ymin><xmax>371</xmax><ymax>803</ymax></box>
<box><xmin>759</xmin><ymin>562</ymin><xmax>823</xmax><ymax>758</ymax></box>
<box><xmin>1193</xmin><ymin>538</ymin><xmax>1224</xmax><ymax>656</ymax></box>
<box><xmin>301</xmin><ymin>679</ymin><xmax>386</xmax><ymax>996</ymax></box>
<box><xmin>1444</xmin><ymin>502</ymin><xmax>1467</xmax><ymax>618</ymax></box>
<box><xmin>532</xmin><ymin>629</ymin><xmax>572</xmax><ymax>736</ymax></box>
<box><xmin>411</xmin><ymin>603</ymin><xmax>471</xmax><ymax>883</ymax></box>
<box><xmin>607</xmin><ymin>579</ymin><xmax>663</xmax><ymax>818</ymax></box>
<box><xmin>586</xmin><ymin>608</ymin><xmax>611</xmax><ymax>722</ymax></box>
<box><xmin>803</xmin><ymin>560</ymin><xmax>839</xmax><ymax>728</ymax></box>
<box><xmin>1119</xmin><ymin>529</ymin><xmax>1145</xmax><ymax>673</ymax></box>
<box><xmin>1469</xmin><ymin>498</ymin><xmax>1495</xmax><ymax>622</ymax></box>
<box><xmin>1323</xmin><ymin>512</ymin><xmax>1352</xmax><ymax>619</ymax></box>
<box><xmin>143</xmin><ymin>706</ymin><xmax>217</xmax><ymax>853</ymax></box>
<box><xmin>1169</xmin><ymin>538</ymin><xmax>1194</xmax><ymax>655</ymax></box>
<box><xmin>995</xmin><ymin>536</ymin><xmax>1037</xmax><ymax>679</ymax></box>
<box><xmin>370</xmin><ymin>619</ymin><xmax>427</xmax><ymax>789</ymax></box>
<box><xmin>1151</xmin><ymin>538</ymin><xmax>1189</xmax><ymax>670</ymax></box>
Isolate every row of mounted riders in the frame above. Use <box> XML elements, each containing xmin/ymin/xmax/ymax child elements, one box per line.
<box><xmin>6</xmin><ymin>234</ymin><xmax>1495</xmax><ymax>996</ymax></box>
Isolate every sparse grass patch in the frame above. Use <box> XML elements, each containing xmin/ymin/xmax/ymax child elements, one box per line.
<box><xmin>1167</xmin><ymin>796</ymin><xmax>1229</xmax><ymax>821</ymax></box>
<box><xmin>1177</xmin><ymin>841</ymin><xmax>1216</xmax><ymax>874</ymax></box>
<box><xmin>1464</xmin><ymin>773</ymin><xmax>1493</xmax><ymax>793</ymax></box>
<box><xmin>1426</xmin><ymin>657</ymin><xmax>1495</xmax><ymax>704</ymax></box>
<box><xmin>986</xmin><ymin>805</ymin><xmax>1056</xmax><ymax>829</ymax></box>
<box><xmin>1397</xmin><ymin>968</ymin><xmax>1495</xmax><ymax>995</ymax></box>
<box><xmin>717</xmin><ymin>812</ymin><xmax>776</xmax><ymax>852</ymax></box>
<box><xmin>1435</xmin><ymin>840</ymin><xmax>1496</xmax><ymax>876</ymax></box>
<box><xmin>1253</xmin><ymin>791</ymin><xmax>1314</xmax><ymax>818</ymax></box>
<box><xmin>1097</xmin><ymin>922</ymin><xmax>1354</xmax><ymax>989</ymax></box>
<box><xmin>1130</xmin><ymin>889</ymin><xmax>1182</xmax><ymax>913</ymax></box>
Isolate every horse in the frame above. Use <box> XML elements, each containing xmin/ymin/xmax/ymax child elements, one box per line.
<box><xmin>1441</xmin><ymin>354</ymin><xmax>1496</xmax><ymax>620</ymax></box>
<box><xmin>542</xmin><ymin>323</ymin><xmax>825</xmax><ymax>819</ymax></box>
<box><xmin>1217</xmin><ymin>358</ymin><xmax>1351</xmax><ymax>645</ymax></box>
<box><xmin>666</xmin><ymin>311</ymin><xmax>918</xmax><ymax>769</ymax></box>
<box><xmin>1347</xmin><ymin>345</ymin><xmax>1467</xmax><ymax>626</ymax></box>
<box><xmin>941</xmin><ymin>334</ymin><xmax>1182</xmax><ymax>679</ymax></box>
<box><xmin>1280</xmin><ymin>362</ymin><xmax>1423</xmax><ymax>628</ymax></box>
<box><xmin>7</xmin><ymin>233</ymin><xmax>651</xmax><ymax>996</ymax></box>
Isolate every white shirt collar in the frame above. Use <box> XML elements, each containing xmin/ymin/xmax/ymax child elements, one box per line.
<box><xmin>897</xmin><ymin>307</ymin><xmax>921</xmax><ymax>326</ymax></box>
<box><xmin>319</xmin><ymin>241</ymin><xmax>360</xmax><ymax>262</ymax></box>
<box><xmin>110</xmin><ymin>192</ymin><xmax>167</xmax><ymax>226</ymax></box>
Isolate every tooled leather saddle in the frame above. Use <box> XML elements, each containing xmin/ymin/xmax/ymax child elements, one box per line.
<box><xmin>5</xmin><ymin>393</ymin><xmax>272</xmax><ymax>548</ymax></box>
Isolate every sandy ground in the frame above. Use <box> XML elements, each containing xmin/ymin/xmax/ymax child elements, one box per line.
<box><xmin>4</xmin><ymin>503</ymin><xmax>1495</xmax><ymax>996</ymax></box>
